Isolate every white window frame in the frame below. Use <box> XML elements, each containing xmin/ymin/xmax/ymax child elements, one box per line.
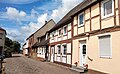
<box><xmin>51</xmin><ymin>32</ymin><xmax>54</xmax><ymax>40</ymax></box>
<box><xmin>63</xmin><ymin>26</ymin><xmax>67</xmax><ymax>35</ymax></box>
<box><xmin>98</xmin><ymin>35</ymin><xmax>112</xmax><ymax>58</ymax></box>
<box><xmin>58</xmin><ymin>29</ymin><xmax>62</xmax><ymax>36</ymax></box>
<box><xmin>101</xmin><ymin>0</ymin><xmax>114</xmax><ymax>19</ymax></box>
<box><xmin>57</xmin><ymin>45</ymin><xmax>61</xmax><ymax>55</ymax></box>
<box><xmin>78</xmin><ymin>12</ymin><xmax>84</xmax><ymax>27</ymax></box>
<box><xmin>62</xmin><ymin>44</ymin><xmax>67</xmax><ymax>56</ymax></box>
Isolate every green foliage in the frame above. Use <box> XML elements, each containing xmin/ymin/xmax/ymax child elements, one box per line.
<box><xmin>5</xmin><ymin>37</ymin><xmax>21</xmax><ymax>53</ymax></box>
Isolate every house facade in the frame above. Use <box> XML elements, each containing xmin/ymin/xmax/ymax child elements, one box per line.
<box><xmin>22</xmin><ymin>40</ymin><xmax>29</xmax><ymax>56</ymax></box>
<box><xmin>71</xmin><ymin>0</ymin><xmax>120</xmax><ymax>74</ymax></box>
<box><xmin>48</xmin><ymin>10</ymin><xmax>74</xmax><ymax>66</ymax></box>
<box><xmin>24</xmin><ymin>0</ymin><xmax>120</xmax><ymax>73</ymax></box>
<box><xmin>0</xmin><ymin>27</ymin><xmax>6</xmax><ymax>55</ymax></box>
<box><xmin>27</xmin><ymin>34</ymin><xmax>34</xmax><ymax>57</ymax></box>
<box><xmin>31</xmin><ymin>19</ymin><xmax>56</xmax><ymax>60</ymax></box>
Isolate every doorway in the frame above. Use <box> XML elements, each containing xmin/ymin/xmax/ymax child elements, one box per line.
<box><xmin>80</xmin><ymin>40</ymin><xmax>87</xmax><ymax>67</ymax></box>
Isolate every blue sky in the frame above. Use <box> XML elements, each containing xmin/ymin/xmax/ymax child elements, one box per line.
<box><xmin>0</xmin><ymin>0</ymin><xmax>83</xmax><ymax>47</ymax></box>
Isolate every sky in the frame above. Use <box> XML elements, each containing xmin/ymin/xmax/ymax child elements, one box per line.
<box><xmin>0</xmin><ymin>0</ymin><xmax>83</xmax><ymax>47</ymax></box>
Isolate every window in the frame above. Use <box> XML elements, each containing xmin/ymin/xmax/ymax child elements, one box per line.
<box><xmin>63</xmin><ymin>45</ymin><xmax>67</xmax><ymax>55</ymax></box>
<box><xmin>52</xmin><ymin>32</ymin><xmax>54</xmax><ymax>38</ymax></box>
<box><xmin>37</xmin><ymin>37</ymin><xmax>40</xmax><ymax>42</ymax></box>
<box><xmin>58</xmin><ymin>45</ymin><xmax>61</xmax><ymax>54</ymax></box>
<box><xmin>101</xmin><ymin>0</ymin><xmax>114</xmax><ymax>18</ymax></box>
<box><xmin>82</xmin><ymin>45</ymin><xmax>86</xmax><ymax>54</ymax></box>
<box><xmin>63</xmin><ymin>26</ymin><xmax>67</xmax><ymax>35</ymax></box>
<box><xmin>54</xmin><ymin>31</ymin><xmax>56</xmax><ymax>35</ymax></box>
<box><xmin>99</xmin><ymin>35</ymin><xmax>112</xmax><ymax>58</ymax></box>
<box><xmin>0</xmin><ymin>33</ymin><xmax>3</xmax><ymax>39</ymax></box>
<box><xmin>78</xmin><ymin>13</ymin><xmax>84</xmax><ymax>27</ymax></box>
<box><xmin>58</xmin><ymin>29</ymin><xmax>62</xmax><ymax>36</ymax></box>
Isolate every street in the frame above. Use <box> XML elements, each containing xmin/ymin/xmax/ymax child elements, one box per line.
<box><xmin>5</xmin><ymin>54</ymin><xmax>80</xmax><ymax>74</ymax></box>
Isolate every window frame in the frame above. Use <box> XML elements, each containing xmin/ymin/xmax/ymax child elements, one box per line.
<box><xmin>98</xmin><ymin>35</ymin><xmax>112</xmax><ymax>58</ymax></box>
<box><xmin>58</xmin><ymin>29</ymin><xmax>62</xmax><ymax>36</ymax></box>
<box><xmin>0</xmin><ymin>33</ymin><xmax>3</xmax><ymax>39</ymax></box>
<box><xmin>78</xmin><ymin>12</ymin><xmax>84</xmax><ymax>27</ymax></box>
<box><xmin>57</xmin><ymin>45</ymin><xmax>61</xmax><ymax>55</ymax></box>
<box><xmin>101</xmin><ymin>0</ymin><xmax>114</xmax><ymax>19</ymax></box>
<box><xmin>63</xmin><ymin>26</ymin><xmax>67</xmax><ymax>35</ymax></box>
<box><xmin>51</xmin><ymin>32</ymin><xmax>54</xmax><ymax>40</ymax></box>
<box><xmin>62</xmin><ymin>44</ymin><xmax>67</xmax><ymax>55</ymax></box>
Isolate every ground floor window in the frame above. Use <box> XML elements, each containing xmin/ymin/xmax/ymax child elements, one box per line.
<box><xmin>57</xmin><ymin>45</ymin><xmax>61</xmax><ymax>54</ymax></box>
<box><xmin>99</xmin><ymin>35</ymin><xmax>112</xmax><ymax>58</ymax></box>
<box><xmin>63</xmin><ymin>45</ymin><xmax>67</xmax><ymax>55</ymax></box>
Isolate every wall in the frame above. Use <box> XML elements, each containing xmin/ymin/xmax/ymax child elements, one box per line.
<box><xmin>73</xmin><ymin>0</ymin><xmax>119</xmax><ymax>37</ymax></box>
<box><xmin>72</xmin><ymin>0</ymin><xmax>120</xmax><ymax>73</ymax></box>
<box><xmin>0</xmin><ymin>30</ymin><xmax>5</xmax><ymax>47</ymax></box>
<box><xmin>34</xmin><ymin>20</ymin><xmax>55</xmax><ymax>45</ymax></box>
<box><xmin>50</xmin><ymin>23</ymin><xmax>72</xmax><ymax>44</ymax></box>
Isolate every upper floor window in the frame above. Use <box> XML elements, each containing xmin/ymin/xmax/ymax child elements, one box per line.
<box><xmin>37</xmin><ymin>37</ymin><xmax>40</xmax><ymax>42</ymax></box>
<box><xmin>0</xmin><ymin>33</ymin><xmax>3</xmax><ymax>39</ymax></box>
<box><xmin>101</xmin><ymin>0</ymin><xmax>114</xmax><ymax>18</ymax></box>
<box><xmin>53</xmin><ymin>31</ymin><xmax>56</xmax><ymax>36</ymax></box>
<box><xmin>78</xmin><ymin>13</ymin><xmax>84</xmax><ymax>27</ymax></box>
<box><xmin>63</xmin><ymin>26</ymin><xmax>67</xmax><ymax>35</ymax></box>
<box><xmin>58</xmin><ymin>29</ymin><xmax>62</xmax><ymax>36</ymax></box>
<box><xmin>52</xmin><ymin>32</ymin><xmax>54</xmax><ymax>38</ymax></box>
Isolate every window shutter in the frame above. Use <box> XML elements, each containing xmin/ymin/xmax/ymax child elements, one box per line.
<box><xmin>99</xmin><ymin>35</ymin><xmax>111</xmax><ymax>58</ymax></box>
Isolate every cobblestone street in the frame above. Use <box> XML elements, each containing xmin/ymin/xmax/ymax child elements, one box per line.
<box><xmin>5</xmin><ymin>54</ymin><xmax>80</xmax><ymax>74</ymax></box>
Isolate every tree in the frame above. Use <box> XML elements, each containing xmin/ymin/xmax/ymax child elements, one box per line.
<box><xmin>5</xmin><ymin>37</ymin><xmax>21</xmax><ymax>53</ymax></box>
<box><xmin>12</xmin><ymin>41</ymin><xmax>21</xmax><ymax>53</ymax></box>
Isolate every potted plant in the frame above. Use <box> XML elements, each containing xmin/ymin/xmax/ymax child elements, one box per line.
<box><xmin>74</xmin><ymin>62</ymin><xmax>78</xmax><ymax>66</ymax></box>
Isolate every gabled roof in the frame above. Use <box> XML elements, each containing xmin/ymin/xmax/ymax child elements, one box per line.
<box><xmin>33</xmin><ymin>19</ymin><xmax>55</xmax><ymax>35</ymax></box>
<box><xmin>49</xmin><ymin>8</ymin><xmax>74</xmax><ymax>32</ymax></box>
<box><xmin>26</xmin><ymin>19</ymin><xmax>56</xmax><ymax>40</ymax></box>
<box><xmin>26</xmin><ymin>34</ymin><xmax>34</xmax><ymax>40</ymax></box>
<box><xmin>32</xmin><ymin>35</ymin><xmax>49</xmax><ymax>48</ymax></box>
<box><xmin>49</xmin><ymin>0</ymin><xmax>98</xmax><ymax>32</ymax></box>
<box><xmin>70</xmin><ymin>0</ymin><xmax>98</xmax><ymax>16</ymax></box>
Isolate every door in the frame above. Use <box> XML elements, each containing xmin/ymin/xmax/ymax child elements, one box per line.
<box><xmin>51</xmin><ymin>46</ymin><xmax>54</xmax><ymax>62</ymax></box>
<box><xmin>80</xmin><ymin>41</ymin><xmax>87</xmax><ymax>67</ymax></box>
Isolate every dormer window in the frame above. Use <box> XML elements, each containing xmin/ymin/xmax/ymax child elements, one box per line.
<box><xmin>101</xmin><ymin>0</ymin><xmax>114</xmax><ymax>18</ymax></box>
<box><xmin>78</xmin><ymin>13</ymin><xmax>84</xmax><ymax>27</ymax></box>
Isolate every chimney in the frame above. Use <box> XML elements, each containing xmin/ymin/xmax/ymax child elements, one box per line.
<box><xmin>45</xmin><ymin>21</ymin><xmax>47</xmax><ymax>24</ymax></box>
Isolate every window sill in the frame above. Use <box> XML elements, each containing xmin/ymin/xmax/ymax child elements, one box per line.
<box><xmin>101</xmin><ymin>14</ymin><xmax>114</xmax><ymax>20</ymax></box>
<box><xmin>78</xmin><ymin>25</ymin><xmax>84</xmax><ymax>28</ymax></box>
<box><xmin>63</xmin><ymin>33</ymin><xmax>67</xmax><ymax>35</ymax></box>
<box><xmin>51</xmin><ymin>38</ymin><xmax>54</xmax><ymax>40</ymax></box>
<box><xmin>58</xmin><ymin>35</ymin><xmax>62</xmax><ymax>38</ymax></box>
<box><xmin>100</xmin><ymin>56</ymin><xmax>112</xmax><ymax>59</ymax></box>
<box><xmin>62</xmin><ymin>56</ymin><xmax>66</xmax><ymax>57</ymax></box>
<box><xmin>63</xmin><ymin>34</ymin><xmax>67</xmax><ymax>37</ymax></box>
